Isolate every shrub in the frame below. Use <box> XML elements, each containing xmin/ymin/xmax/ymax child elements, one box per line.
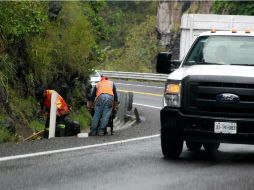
<box><xmin>9</xmin><ymin>89</ymin><xmax>37</xmax><ymax>125</ymax></box>
<box><xmin>28</xmin><ymin>120</ymin><xmax>45</xmax><ymax>132</ymax></box>
<box><xmin>69</xmin><ymin>106</ymin><xmax>92</xmax><ymax>130</ymax></box>
<box><xmin>0</xmin><ymin>127</ymin><xmax>16</xmax><ymax>143</ymax></box>
<box><xmin>0</xmin><ymin>2</ymin><xmax>47</xmax><ymax>44</ymax></box>
<box><xmin>26</xmin><ymin>35</ymin><xmax>54</xmax><ymax>86</ymax></box>
<box><xmin>213</xmin><ymin>1</ymin><xmax>254</xmax><ymax>15</ymax></box>
<box><xmin>102</xmin><ymin>16</ymin><xmax>160</xmax><ymax>72</ymax></box>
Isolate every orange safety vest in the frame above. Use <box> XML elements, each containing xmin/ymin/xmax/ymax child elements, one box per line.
<box><xmin>43</xmin><ymin>90</ymin><xmax>70</xmax><ymax>116</ymax></box>
<box><xmin>96</xmin><ymin>80</ymin><xmax>114</xmax><ymax>98</ymax></box>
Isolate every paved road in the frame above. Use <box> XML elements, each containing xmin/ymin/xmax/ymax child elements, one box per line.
<box><xmin>1</xmin><ymin>137</ymin><xmax>254</xmax><ymax>190</ymax></box>
<box><xmin>115</xmin><ymin>80</ymin><xmax>164</xmax><ymax>108</ymax></box>
<box><xmin>1</xmin><ymin>80</ymin><xmax>254</xmax><ymax>190</ymax></box>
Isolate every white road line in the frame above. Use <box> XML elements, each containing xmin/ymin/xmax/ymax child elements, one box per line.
<box><xmin>115</xmin><ymin>82</ymin><xmax>164</xmax><ymax>89</ymax></box>
<box><xmin>0</xmin><ymin>134</ymin><xmax>160</xmax><ymax>162</ymax></box>
<box><xmin>133</xmin><ymin>103</ymin><xmax>162</xmax><ymax>109</ymax></box>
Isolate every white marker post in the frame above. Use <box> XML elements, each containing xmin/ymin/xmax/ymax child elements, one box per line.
<box><xmin>48</xmin><ymin>91</ymin><xmax>57</xmax><ymax>139</ymax></box>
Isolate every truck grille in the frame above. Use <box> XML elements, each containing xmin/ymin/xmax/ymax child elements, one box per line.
<box><xmin>182</xmin><ymin>76</ymin><xmax>254</xmax><ymax>117</ymax></box>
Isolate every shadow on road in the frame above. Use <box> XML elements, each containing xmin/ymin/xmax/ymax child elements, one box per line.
<box><xmin>162</xmin><ymin>149</ymin><xmax>254</xmax><ymax>165</ymax></box>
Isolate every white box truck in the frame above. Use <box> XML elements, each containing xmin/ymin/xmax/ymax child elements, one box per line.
<box><xmin>156</xmin><ymin>14</ymin><xmax>254</xmax><ymax>159</ymax></box>
<box><xmin>180</xmin><ymin>14</ymin><xmax>254</xmax><ymax>60</ymax></box>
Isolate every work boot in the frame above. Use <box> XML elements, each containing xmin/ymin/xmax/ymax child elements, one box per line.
<box><xmin>97</xmin><ymin>130</ymin><xmax>105</xmax><ymax>136</ymax></box>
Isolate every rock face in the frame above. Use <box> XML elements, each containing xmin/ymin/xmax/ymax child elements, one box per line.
<box><xmin>156</xmin><ymin>3</ymin><xmax>171</xmax><ymax>46</ymax></box>
<box><xmin>156</xmin><ymin>1</ymin><xmax>212</xmax><ymax>59</ymax></box>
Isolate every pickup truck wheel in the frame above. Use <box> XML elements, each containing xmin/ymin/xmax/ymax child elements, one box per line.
<box><xmin>186</xmin><ymin>141</ymin><xmax>202</xmax><ymax>151</ymax></box>
<box><xmin>203</xmin><ymin>142</ymin><xmax>220</xmax><ymax>153</ymax></box>
<box><xmin>161</xmin><ymin>129</ymin><xmax>183</xmax><ymax>159</ymax></box>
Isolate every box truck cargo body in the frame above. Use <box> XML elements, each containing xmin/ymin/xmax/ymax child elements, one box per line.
<box><xmin>180</xmin><ymin>14</ymin><xmax>254</xmax><ymax>60</ymax></box>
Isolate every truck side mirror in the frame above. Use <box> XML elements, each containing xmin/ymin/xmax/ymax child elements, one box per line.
<box><xmin>171</xmin><ymin>60</ymin><xmax>181</xmax><ymax>71</ymax></box>
<box><xmin>156</xmin><ymin>52</ymin><xmax>172</xmax><ymax>74</ymax></box>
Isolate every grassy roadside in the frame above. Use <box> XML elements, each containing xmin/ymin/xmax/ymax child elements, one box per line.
<box><xmin>0</xmin><ymin>104</ymin><xmax>92</xmax><ymax>143</ymax></box>
<box><xmin>69</xmin><ymin>107</ymin><xmax>92</xmax><ymax>132</ymax></box>
<box><xmin>0</xmin><ymin>116</ymin><xmax>17</xmax><ymax>143</ymax></box>
<box><xmin>0</xmin><ymin>127</ymin><xmax>16</xmax><ymax>143</ymax></box>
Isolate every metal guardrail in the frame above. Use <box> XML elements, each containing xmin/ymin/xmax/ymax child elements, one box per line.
<box><xmin>98</xmin><ymin>70</ymin><xmax>168</xmax><ymax>82</ymax></box>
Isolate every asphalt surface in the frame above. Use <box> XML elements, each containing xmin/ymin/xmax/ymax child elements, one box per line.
<box><xmin>2</xmin><ymin>138</ymin><xmax>254</xmax><ymax>190</ymax></box>
<box><xmin>116</xmin><ymin>80</ymin><xmax>164</xmax><ymax>108</ymax></box>
<box><xmin>1</xmin><ymin>80</ymin><xmax>254</xmax><ymax>190</ymax></box>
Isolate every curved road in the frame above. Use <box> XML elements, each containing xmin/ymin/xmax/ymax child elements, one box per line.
<box><xmin>1</xmin><ymin>80</ymin><xmax>254</xmax><ymax>190</ymax></box>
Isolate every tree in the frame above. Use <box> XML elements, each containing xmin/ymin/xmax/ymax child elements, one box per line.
<box><xmin>102</xmin><ymin>16</ymin><xmax>159</xmax><ymax>72</ymax></box>
<box><xmin>0</xmin><ymin>2</ymin><xmax>47</xmax><ymax>44</ymax></box>
<box><xmin>213</xmin><ymin>1</ymin><xmax>254</xmax><ymax>15</ymax></box>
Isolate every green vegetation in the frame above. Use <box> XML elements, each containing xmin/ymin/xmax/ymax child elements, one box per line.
<box><xmin>0</xmin><ymin>115</ymin><xmax>16</xmax><ymax>143</ymax></box>
<box><xmin>0</xmin><ymin>1</ymin><xmax>160</xmax><ymax>142</ymax></box>
<box><xmin>26</xmin><ymin>2</ymin><xmax>96</xmax><ymax>87</ymax></box>
<box><xmin>213</xmin><ymin>1</ymin><xmax>254</xmax><ymax>15</ymax></box>
<box><xmin>0</xmin><ymin>2</ymin><xmax>47</xmax><ymax>43</ymax></box>
<box><xmin>69</xmin><ymin>107</ymin><xmax>92</xmax><ymax>131</ymax></box>
<box><xmin>28</xmin><ymin>120</ymin><xmax>44</xmax><ymax>132</ymax></box>
<box><xmin>101</xmin><ymin>16</ymin><xmax>159</xmax><ymax>72</ymax></box>
<box><xmin>9</xmin><ymin>89</ymin><xmax>36</xmax><ymax>125</ymax></box>
<box><xmin>84</xmin><ymin>1</ymin><xmax>159</xmax><ymax>72</ymax></box>
<box><xmin>0</xmin><ymin>127</ymin><xmax>16</xmax><ymax>143</ymax></box>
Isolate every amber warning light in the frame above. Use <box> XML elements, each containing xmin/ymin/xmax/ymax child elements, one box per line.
<box><xmin>211</xmin><ymin>28</ymin><xmax>216</xmax><ymax>33</ymax></box>
<box><xmin>165</xmin><ymin>84</ymin><xmax>181</xmax><ymax>94</ymax></box>
<box><xmin>232</xmin><ymin>28</ymin><xmax>237</xmax><ymax>33</ymax></box>
<box><xmin>245</xmin><ymin>29</ymin><xmax>251</xmax><ymax>33</ymax></box>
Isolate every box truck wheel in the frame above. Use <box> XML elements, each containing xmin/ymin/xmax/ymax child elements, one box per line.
<box><xmin>186</xmin><ymin>141</ymin><xmax>202</xmax><ymax>151</ymax></box>
<box><xmin>161</xmin><ymin>128</ymin><xmax>183</xmax><ymax>159</ymax></box>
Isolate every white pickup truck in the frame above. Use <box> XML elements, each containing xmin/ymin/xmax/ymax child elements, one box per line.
<box><xmin>156</xmin><ymin>14</ymin><xmax>254</xmax><ymax>159</ymax></box>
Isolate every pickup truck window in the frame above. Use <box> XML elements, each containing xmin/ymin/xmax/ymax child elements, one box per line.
<box><xmin>184</xmin><ymin>36</ymin><xmax>254</xmax><ymax>66</ymax></box>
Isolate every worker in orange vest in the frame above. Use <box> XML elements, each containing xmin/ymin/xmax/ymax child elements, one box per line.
<box><xmin>35</xmin><ymin>87</ymin><xmax>70</xmax><ymax>137</ymax></box>
<box><xmin>89</xmin><ymin>75</ymin><xmax>118</xmax><ymax>136</ymax></box>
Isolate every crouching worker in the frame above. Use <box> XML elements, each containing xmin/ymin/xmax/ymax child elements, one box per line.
<box><xmin>35</xmin><ymin>87</ymin><xmax>70</xmax><ymax>138</ymax></box>
<box><xmin>89</xmin><ymin>76</ymin><xmax>118</xmax><ymax>136</ymax></box>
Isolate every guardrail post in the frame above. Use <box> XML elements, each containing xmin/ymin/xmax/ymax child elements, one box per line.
<box><xmin>48</xmin><ymin>91</ymin><xmax>57</xmax><ymax>139</ymax></box>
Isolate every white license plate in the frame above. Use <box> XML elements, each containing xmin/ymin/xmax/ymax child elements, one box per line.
<box><xmin>214</xmin><ymin>122</ymin><xmax>237</xmax><ymax>134</ymax></box>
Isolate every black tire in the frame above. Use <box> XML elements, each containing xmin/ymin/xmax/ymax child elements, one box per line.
<box><xmin>186</xmin><ymin>141</ymin><xmax>202</xmax><ymax>151</ymax></box>
<box><xmin>203</xmin><ymin>142</ymin><xmax>220</xmax><ymax>153</ymax></box>
<box><xmin>161</xmin><ymin>129</ymin><xmax>183</xmax><ymax>159</ymax></box>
